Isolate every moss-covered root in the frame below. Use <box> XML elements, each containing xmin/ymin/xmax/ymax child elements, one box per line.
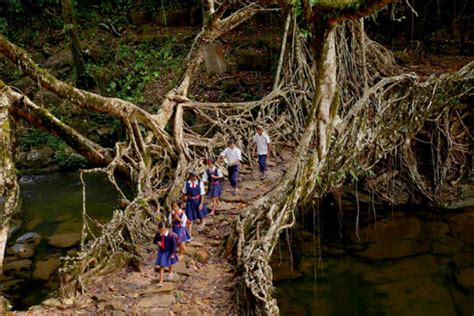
<box><xmin>0</xmin><ymin>91</ymin><xmax>19</xmax><ymax>275</ymax></box>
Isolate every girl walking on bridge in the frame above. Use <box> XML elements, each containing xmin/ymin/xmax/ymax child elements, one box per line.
<box><xmin>153</xmin><ymin>221</ymin><xmax>178</xmax><ymax>285</ymax></box>
<box><xmin>182</xmin><ymin>171</ymin><xmax>207</xmax><ymax>237</ymax></box>
<box><xmin>202</xmin><ymin>158</ymin><xmax>223</xmax><ymax>216</ymax></box>
<box><xmin>169</xmin><ymin>201</ymin><xmax>191</xmax><ymax>254</ymax></box>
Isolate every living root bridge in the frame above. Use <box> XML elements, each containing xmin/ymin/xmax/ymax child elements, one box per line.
<box><xmin>0</xmin><ymin>1</ymin><xmax>473</xmax><ymax>315</ymax></box>
<box><xmin>0</xmin><ymin>0</ymin><xmax>274</xmax><ymax>299</ymax></box>
<box><xmin>224</xmin><ymin>25</ymin><xmax>474</xmax><ymax>316</ymax></box>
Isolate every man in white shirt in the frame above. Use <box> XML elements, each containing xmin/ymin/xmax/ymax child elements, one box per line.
<box><xmin>219</xmin><ymin>139</ymin><xmax>242</xmax><ymax>196</ymax></box>
<box><xmin>253</xmin><ymin>125</ymin><xmax>271</xmax><ymax>180</ymax></box>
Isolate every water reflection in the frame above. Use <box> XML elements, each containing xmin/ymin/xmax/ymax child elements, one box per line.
<box><xmin>273</xmin><ymin>203</ymin><xmax>474</xmax><ymax>315</ymax></box>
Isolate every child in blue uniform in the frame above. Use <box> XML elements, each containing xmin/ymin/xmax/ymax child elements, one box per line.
<box><xmin>153</xmin><ymin>221</ymin><xmax>178</xmax><ymax>285</ymax></box>
<box><xmin>182</xmin><ymin>170</ymin><xmax>207</xmax><ymax>237</ymax></box>
<box><xmin>169</xmin><ymin>201</ymin><xmax>191</xmax><ymax>254</ymax></box>
<box><xmin>202</xmin><ymin>158</ymin><xmax>223</xmax><ymax>216</ymax></box>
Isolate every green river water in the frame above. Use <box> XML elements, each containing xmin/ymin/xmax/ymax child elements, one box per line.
<box><xmin>1</xmin><ymin>172</ymin><xmax>120</xmax><ymax>309</ymax></box>
<box><xmin>273</xmin><ymin>202</ymin><xmax>474</xmax><ymax>315</ymax></box>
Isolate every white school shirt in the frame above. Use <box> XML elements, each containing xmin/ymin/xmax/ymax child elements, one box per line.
<box><xmin>181</xmin><ymin>180</ymin><xmax>205</xmax><ymax>195</ymax></box>
<box><xmin>220</xmin><ymin>147</ymin><xmax>242</xmax><ymax>165</ymax></box>
<box><xmin>168</xmin><ymin>210</ymin><xmax>188</xmax><ymax>226</ymax></box>
<box><xmin>202</xmin><ymin>167</ymin><xmax>223</xmax><ymax>182</ymax></box>
<box><xmin>254</xmin><ymin>133</ymin><xmax>271</xmax><ymax>155</ymax></box>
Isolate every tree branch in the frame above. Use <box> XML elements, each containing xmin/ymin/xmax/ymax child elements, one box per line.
<box><xmin>4</xmin><ymin>87</ymin><xmax>112</xmax><ymax>166</ymax></box>
<box><xmin>0</xmin><ymin>34</ymin><xmax>174</xmax><ymax>154</ymax></box>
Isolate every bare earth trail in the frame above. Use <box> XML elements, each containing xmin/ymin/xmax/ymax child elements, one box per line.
<box><xmin>10</xmin><ymin>154</ymin><xmax>291</xmax><ymax>316</ymax></box>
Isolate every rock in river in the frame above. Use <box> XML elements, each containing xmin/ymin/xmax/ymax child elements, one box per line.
<box><xmin>26</xmin><ymin>146</ymin><xmax>55</xmax><ymax>169</ymax></box>
<box><xmin>375</xmin><ymin>275</ymin><xmax>456</xmax><ymax>315</ymax></box>
<box><xmin>352</xmin><ymin>217</ymin><xmax>430</xmax><ymax>260</ymax></box>
<box><xmin>47</xmin><ymin>232</ymin><xmax>81</xmax><ymax>248</ymax></box>
<box><xmin>2</xmin><ymin>259</ymin><xmax>32</xmax><ymax>279</ymax></box>
<box><xmin>47</xmin><ymin>220</ymin><xmax>82</xmax><ymax>248</ymax></box>
<box><xmin>16</xmin><ymin>232</ymin><xmax>41</xmax><ymax>247</ymax></box>
<box><xmin>32</xmin><ymin>257</ymin><xmax>61</xmax><ymax>281</ymax></box>
<box><xmin>8</xmin><ymin>244</ymin><xmax>34</xmax><ymax>259</ymax></box>
<box><xmin>361</xmin><ymin>255</ymin><xmax>438</xmax><ymax>285</ymax></box>
<box><xmin>448</xmin><ymin>210</ymin><xmax>474</xmax><ymax>247</ymax></box>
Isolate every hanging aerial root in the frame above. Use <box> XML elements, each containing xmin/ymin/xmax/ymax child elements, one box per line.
<box><xmin>229</xmin><ymin>61</ymin><xmax>474</xmax><ymax>315</ymax></box>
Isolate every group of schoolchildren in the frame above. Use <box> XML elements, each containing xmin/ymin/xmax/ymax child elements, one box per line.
<box><xmin>153</xmin><ymin>126</ymin><xmax>272</xmax><ymax>285</ymax></box>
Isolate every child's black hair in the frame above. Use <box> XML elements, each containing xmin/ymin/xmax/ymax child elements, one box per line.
<box><xmin>158</xmin><ymin>220</ymin><xmax>170</xmax><ymax>229</ymax></box>
<box><xmin>227</xmin><ymin>138</ymin><xmax>236</xmax><ymax>145</ymax></box>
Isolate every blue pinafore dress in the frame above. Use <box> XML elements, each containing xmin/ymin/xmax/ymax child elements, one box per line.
<box><xmin>206</xmin><ymin>168</ymin><xmax>222</xmax><ymax>198</ymax></box>
<box><xmin>185</xmin><ymin>180</ymin><xmax>208</xmax><ymax>221</ymax></box>
<box><xmin>172</xmin><ymin>212</ymin><xmax>191</xmax><ymax>243</ymax></box>
<box><xmin>154</xmin><ymin>231</ymin><xmax>179</xmax><ymax>267</ymax></box>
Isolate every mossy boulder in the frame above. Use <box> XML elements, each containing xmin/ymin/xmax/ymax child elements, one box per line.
<box><xmin>8</xmin><ymin>244</ymin><xmax>34</xmax><ymax>259</ymax></box>
<box><xmin>26</xmin><ymin>146</ymin><xmax>55</xmax><ymax>169</ymax></box>
<box><xmin>393</xmin><ymin>50</ymin><xmax>413</xmax><ymax>64</ymax></box>
<box><xmin>16</xmin><ymin>232</ymin><xmax>41</xmax><ymax>246</ymax></box>
<box><xmin>0</xmin><ymin>279</ymin><xmax>26</xmax><ymax>292</ymax></box>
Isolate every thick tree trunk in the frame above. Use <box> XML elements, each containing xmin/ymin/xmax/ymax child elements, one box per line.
<box><xmin>0</xmin><ymin>87</ymin><xmax>19</xmax><ymax>275</ymax></box>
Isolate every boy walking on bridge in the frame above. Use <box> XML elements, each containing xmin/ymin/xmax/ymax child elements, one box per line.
<box><xmin>253</xmin><ymin>125</ymin><xmax>271</xmax><ymax>180</ymax></box>
<box><xmin>219</xmin><ymin>139</ymin><xmax>242</xmax><ymax>196</ymax></box>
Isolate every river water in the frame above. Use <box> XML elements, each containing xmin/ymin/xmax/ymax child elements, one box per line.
<box><xmin>1</xmin><ymin>172</ymin><xmax>120</xmax><ymax>309</ymax></box>
<box><xmin>273</xmin><ymin>200</ymin><xmax>474</xmax><ymax>315</ymax></box>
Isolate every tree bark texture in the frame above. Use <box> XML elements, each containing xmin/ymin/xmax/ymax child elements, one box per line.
<box><xmin>0</xmin><ymin>86</ymin><xmax>19</xmax><ymax>275</ymax></box>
